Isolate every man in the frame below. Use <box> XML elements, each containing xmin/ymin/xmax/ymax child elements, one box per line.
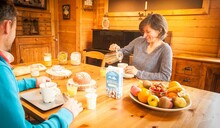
<box><xmin>0</xmin><ymin>1</ymin><xmax>83</xmax><ymax>128</ymax></box>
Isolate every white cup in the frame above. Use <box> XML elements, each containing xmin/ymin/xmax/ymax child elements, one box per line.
<box><xmin>117</xmin><ymin>63</ymin><xmax>128</xmax><ymax>75</ymax></box>
<box><xmin>85</xmin><ymin>93</ymin><xmax>97</xmax><ymax>110</ymax></box>
<box><xmin>117</xmin><ymin>63</ymin><xmax>128</xmax><ymax>69</ymax></box>
<box><xmin>40</xmin><ymin>82</ymin><xmax>60</xmax><ymax>103</ymax></box>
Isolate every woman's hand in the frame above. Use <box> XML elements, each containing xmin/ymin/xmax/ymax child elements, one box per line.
<box><xmin>124</xmin><ymin>66</ymin><xmax>138</xmax><ymax>75</ymax></box>
<box><xmin>62</xmin><ymin>98</ymin><xmax>83</xmax><ymax>118</ymax></box>
<box><xmin>109</xmin><ymin>43</ymin><xmax>120</xmax><ymax>51</ymax></box>
<box><xmin>35</xmin><ymin>76</ymin><xmax>51</xmax><ymax>88</ymax></box>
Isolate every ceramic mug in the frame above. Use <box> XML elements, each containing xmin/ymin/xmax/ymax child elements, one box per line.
<box><xmin>40</xmin><ymin>82</ymin><xmax>60</xmax><ymax>103</ymax></box>
<box><xmin>117</xmin><ymin>63</ymin><xmax>128</xmax><ymax>75</ymax></box>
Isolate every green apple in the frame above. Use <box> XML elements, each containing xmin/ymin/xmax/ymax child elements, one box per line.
<box><xmin>174</xmin><ymin>97</ymin><xmax>187</xmax><ymax>108</ymax></box>
<box><xmin>148</xmin><ymin>95</ymin><xmax>159</xmax><ymax>107</ymax></box>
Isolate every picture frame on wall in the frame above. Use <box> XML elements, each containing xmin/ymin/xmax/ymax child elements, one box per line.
<box><xmin>62</xmin><ymin>4</ymin><xmax>71</xmax><ymax>20</ymax></box>
<box><xmin>83</xmin><ymin>0</ymin><xmax>93</xmax><ymax>10</ymax></box>
<box><xmin>14</xmin><ymin>0</ymin><xmax>47</xmax><ymax>10</ymax></box>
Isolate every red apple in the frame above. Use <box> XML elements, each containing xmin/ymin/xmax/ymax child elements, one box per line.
<box><xmin>130</xmin><ymin>85</ymin><xmax>141</xmax><ymax>97</ymax></box>
<box><xmin>158</xmin><ymin>96</ymin><xmax>173</xmax><ymax>109</ymax></box>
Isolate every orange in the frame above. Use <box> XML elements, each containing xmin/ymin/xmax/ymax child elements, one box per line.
<box><xmin>168</xmin><ymin>81</ymin><xmax>181</xmax><ymax>88</ymax></box>
<box><xmin>137</xmin><ymin>88</ymin><xmax>150</xmax><ymax>103</ymax></box>
<box><xmin>167</xmin><ymin>92</ymin><xmax>178</xmax><ymax>99</ymax></box>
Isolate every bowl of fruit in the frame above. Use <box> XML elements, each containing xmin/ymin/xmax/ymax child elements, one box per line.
<box><xmin>130</xmin><ymin>80</ymin><xmax>191</xmax><ymax>112</ymax></box>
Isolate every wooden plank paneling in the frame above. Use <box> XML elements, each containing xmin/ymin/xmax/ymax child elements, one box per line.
<box><xmin>95</xmin><ymin>0</ymin><xmax>220</xmax><ymax>58</ymax></box>
<box><xmin>58</xmin><ymin>0</ymin><xmax>76</xmax><ymax>55</ymax></box>
<box><xmin>16</xmin><ymin>10</ymin><xmax>52</xmax><ymax>36</ymax></box>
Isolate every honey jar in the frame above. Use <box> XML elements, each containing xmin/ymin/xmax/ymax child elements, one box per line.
<box><xmin>58</xmin><ymin>51</ymin><xmax>68</xmax><ymax>64</ymax></box>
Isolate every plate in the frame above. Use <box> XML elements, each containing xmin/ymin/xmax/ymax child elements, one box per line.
<box><xmin>124</xmin><ymin>73</ymin><xmax>134</xmax><ymax>79</ymax></box>
<box><xmin>129</xmin><ymin>92</ymin><xmax>192</xmax><ymax>112</ymax></box>
<box><xmin>13</xmin><ymin>63</ymin><xmax>47</xmax><ymax>76</ymax></box>
<box><xmin>20</xmin><ymin>89</ymin><xmax>65</xmax><ymax>112</ymax></box>
<box><xmin>67</xmin><ymin>78</ymin><xmax>96</xmax><ymax>91</ymax></box>
<box><xmin>46</xmin><ymin>65</ymin><xmax>72</xmax><ymax>79</ymax></box>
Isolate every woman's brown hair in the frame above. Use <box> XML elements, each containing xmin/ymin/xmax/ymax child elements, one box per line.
<box><xmin>139</xmin><ymin>13</ymin><xmax>168</xmax><ymax>40</ymax></box>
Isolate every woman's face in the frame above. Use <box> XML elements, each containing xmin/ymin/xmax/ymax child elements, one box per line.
<box><xmin>143</xmin><ymin>25</ymin><xmax>160</xmax><ymax>43</ymax></box>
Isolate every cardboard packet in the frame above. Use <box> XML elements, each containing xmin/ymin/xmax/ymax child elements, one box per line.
<box><xmin>106</xmin><ymin>66</ymin><xmax>123</xmax><ymax>99</ymax></box>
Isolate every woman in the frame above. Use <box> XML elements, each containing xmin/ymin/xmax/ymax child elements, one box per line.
<box><xmin>109</xmin><ymin>13</ymin><xmax>172</xmax><ymax>81</ymax></box>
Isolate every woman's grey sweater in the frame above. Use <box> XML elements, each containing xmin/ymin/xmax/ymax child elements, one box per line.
<box><xmin>121</xmin><ymin>36</ymin><xmax>172</xmax><ymax>81</ymax></box>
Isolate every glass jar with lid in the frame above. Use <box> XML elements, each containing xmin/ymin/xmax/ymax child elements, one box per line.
<box><xmin>44</xmin><ymin>53</ymin><xmax>52</xmax><ymax>67</ymax></box>
<box><xmin>58</xmin><ymin>51</ymin><xmax>68</xmax><ymax>65</ymax></box>
<box><xmin>70</xmin><ymin>52</ymin><xmax>81</xmax><ymax>65</ymax></box>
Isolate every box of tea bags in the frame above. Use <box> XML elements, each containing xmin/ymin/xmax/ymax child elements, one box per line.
<box><xmin>106</xmin><ymin>66</ymin><xmax>123</xmax><ymax>99</ymax></box>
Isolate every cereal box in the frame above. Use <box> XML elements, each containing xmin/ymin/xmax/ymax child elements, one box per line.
<box><xmin>106</xmin><ymin>66</ymin><xmax>123</xmax><ymax>99</ymax></box>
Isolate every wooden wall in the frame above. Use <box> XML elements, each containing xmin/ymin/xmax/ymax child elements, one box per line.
<box><xmin>14</xmin><ymin>0</ymin><xmax>220</xmax><ymax>59</ymax></box>
<box><xmin>94</xmin><ymin>0</ymin><xmax>220</xmax><ymax>58</ymax></box>
<box><xmin>57</xmin><ymin>0</ymin><xmax>95</xmax><ymax>57</ymax></box>
<box><xmin>57</xmin><ymin>0</ymin><xmax>76</xmax><ymax>55</ymax></box>
<box><xmin>16</xmin><ymin>7</ymin><xmax>52</xmax><ymax>36</ymax></box>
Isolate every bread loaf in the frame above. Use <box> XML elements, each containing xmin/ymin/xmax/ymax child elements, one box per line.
<box><xmin>73</xmin><ymin>72</ymin><xmax>91</xmax><ymax>85</ymax></box>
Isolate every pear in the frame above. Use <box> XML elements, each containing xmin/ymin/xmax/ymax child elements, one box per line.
<box><xmin>174</xmin><ymin>97</ymin><xmax>187</xmax><ymax>108</ymax></box>
<box><xmin>143</xmin><ymin>80</ymin><xmax>152</xmax><ymax>89</ymax></box>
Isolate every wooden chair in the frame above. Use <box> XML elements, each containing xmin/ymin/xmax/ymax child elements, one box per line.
<box><xmin>82</xmin><ymin>51</ymin><xmax>105</xmax><ymax>67</ymax></box>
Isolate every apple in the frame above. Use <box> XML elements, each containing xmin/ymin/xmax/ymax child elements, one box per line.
<box><xmin>174</xmin><ymin>97</ymin><xmax>187</xmax><ymax>108</ymax></box>
<box><xmin>147</xmin><ymin>95</ymin><xmax>159</xmax><ymax>107</ymax></box>
<box><xmin>158</xmin><ymin>96</ymin><xmax>173</xmax><ymax>109</ymax></box>
<box><xmin>130</xmin><ymin>85</ymin><xmax>141</xmax><ymax>97</ymax></box>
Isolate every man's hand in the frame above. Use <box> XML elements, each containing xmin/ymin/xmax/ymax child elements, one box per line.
<box><xmin>62</xmin><ymin>98</ymin><xmax>83</xmax><ymax>118</ymax></box>
<box><xmin>35</xmin><ymin>76</ymin><xmax>51</xmax><ymax>88</ymax></box>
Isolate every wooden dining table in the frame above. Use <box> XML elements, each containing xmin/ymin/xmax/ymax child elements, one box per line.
<box><xmin>15</xmin><ymin>61</ymin><xmax>220</xmax><ymax>128</ymax></box>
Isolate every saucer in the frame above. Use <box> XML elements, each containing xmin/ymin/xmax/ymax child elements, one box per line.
<box><xmin>124</xmin><ymin>73</ymin><xmax>134</xmax><ymax>78</ymax></box>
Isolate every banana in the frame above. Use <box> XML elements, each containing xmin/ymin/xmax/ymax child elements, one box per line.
<box><xmin>168</xmin><ymin>81</ymin><xmax>181</xmax><ymax>88</ymax></box>
<box><xmin>167</xmin><ymin>86</ymin><xmax>185</xmax><ymax>93</ymax></box>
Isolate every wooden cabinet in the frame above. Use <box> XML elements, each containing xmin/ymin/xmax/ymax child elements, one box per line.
<box><xmin>172</xmin><ymin>59</ymin><xmax>203</xmax><ymax>89</ymax></box>
<box><xmin>172</xmin><ymin>55</ymin><xmax>220</xmax><ymax>93</ymax></box>
<box><xmin>11</xmin><ymin>36</ymin><xmax>54</xmax><ymax>64</ymax></box>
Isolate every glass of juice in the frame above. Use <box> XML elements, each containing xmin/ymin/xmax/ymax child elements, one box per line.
<box><xmin>44</xmin><ymin>53</ymin><xmax>52</xmax><ymax>66</ymax></box>
<box><xmin>66</xmin><ymin>82</ymin><xmax>78</xmax><ymax>97</ymax></box>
